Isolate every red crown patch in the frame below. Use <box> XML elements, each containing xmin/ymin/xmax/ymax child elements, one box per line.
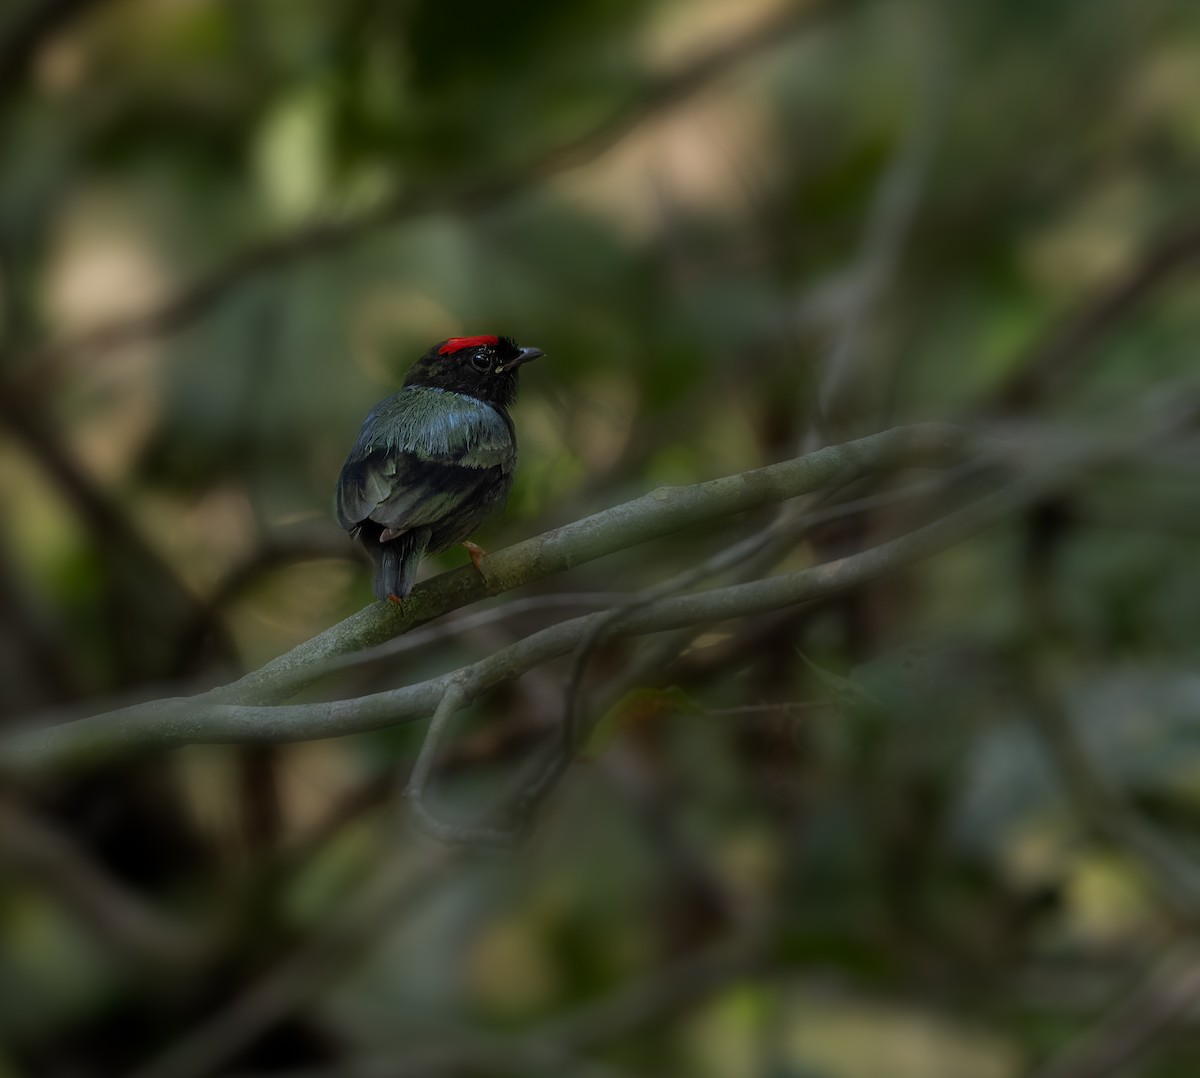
<box><xmin>438</xmin><ymin>335</ymin><xmax>499</xmax><ymax>356</ymax></box>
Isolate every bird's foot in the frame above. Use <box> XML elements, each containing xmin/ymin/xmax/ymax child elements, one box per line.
<box><xmin>461</xmin><ymin>540</ymin><xmax>488</xmax><ymax>576</ymax></box>
<box><xmin>387</xmin><ymin>594</ymin><xmax>404</xmax><ymax>605</ymax></box>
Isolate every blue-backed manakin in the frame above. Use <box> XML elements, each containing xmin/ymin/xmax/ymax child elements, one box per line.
<box><xmin>335</xmin><ymin>335</ymin><xmax>543</xmax><ymax>601</ymax></box>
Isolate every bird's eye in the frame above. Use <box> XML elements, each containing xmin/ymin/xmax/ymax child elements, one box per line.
<box><xmin>469</xmin><ymin>351</ymin><xmax>491</xmax><ymax>371</ymax></box>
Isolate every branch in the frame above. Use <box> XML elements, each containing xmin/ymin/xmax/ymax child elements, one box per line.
<box><xmin>10</xmin><ymin>404</ymin><xmax>1192</xmax><ymax>778</ymax></box>
<box><xmin>992</xmin><ymin>216</ymin><xmax>1200</xmax><ymax>412</ymax></box>
<box><xmin>237</xmin><ymin>422</ymin><xmax>969</xmax><ymax>698</ymax></box>
<box><xmin>131</xmin><ymin>842</ymin><xmax>749</xmax><ymax>1078</ymax></box>
<box><xmin>403</xmin><ymin>676</ymin><xmax>521</xmax><ymax>847</ymax></box>
<box><xmin>1026</xmin><ymin>682</ymin><xmax>1200</xmax><ymax>917</ymax></box>
<box><xmin>0</xmin><ymin>0</ymin><xmax>111</xmax><ymax>107</ymax></box>
<box><xmin>0</xmin><ymin>423</ymin><xmax>972</xmax><ymax>772</ymax></box>
<box><xmin>11</xmin><ymin>0</ymin><xmax>848</xmax><ymax>396</ymax></box>
<box><xmin>0</xmin><ymin>398</ymin><xmax>236</xmax><ymax>670</ymax></box>
<box><xmin>128</xmin><ymin>850</ymin><xmax>461</xmax><ymax>1078</ymax></box>
<box><xmin>535</xmin><ymin>517</ymin><xmax>805</xmax><ymax>829</ymax></box>
<box><xmin>0</xmin><ymin>794</ymin><xmax>210</xmax><ymax>964</ymax></box>
<box><xmin>181</xmin><ymin>423</ymin><xmax>972</xmax><ymax>703</ymax></box>
<box><xmin>1028</xmin><ymin>943</ymin><xmax>1200</xmax><ymax>1078</ymax></box>
<box><xmin>814</xmin><ymin>8</ymin><xmax>948</xmax><ymax>431</ymax></box>
<box><xmin>1016</xmin><ymin>441</ymin><xmax>1200</xmax><ymax>918</ymax></box>
<box><xmin>404</xmin><ymin>940</ymin><xmax>763</xmax><ymax>1077</ymax></box>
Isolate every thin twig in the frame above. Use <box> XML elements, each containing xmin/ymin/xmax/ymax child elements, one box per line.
<box><xmin>333</xmin><ymin>592</ymin><xmax>634</xmax><ymax>669</ymax></box>
<box><xmin>701</xmin><ymin>701</ymin><xmax>825</xmax><ymax>716</ymax></box>
<box><xmin>402</xmin><ymin>677</ymin><xmax>519</xmax><ymax>847</ymax></box>
<box><xmin>524</xmin><ymin>515</ymin><xmax>812</xmax><ymax>824</ymax></box>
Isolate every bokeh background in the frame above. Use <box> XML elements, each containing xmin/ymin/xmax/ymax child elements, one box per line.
<box><xmin>3</xmin><ymin>0</ymin><xmax>1200</xmax><ymax>1075</ymax></box>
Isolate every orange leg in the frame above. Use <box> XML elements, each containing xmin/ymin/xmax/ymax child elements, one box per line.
<box><xmin>387</xmin><ymin>594</ymin><xmax>404</xmax><ymax>605</ymax></box>
<box><xmin>461</xmin><ymin>540</ymin><xmax>487</xmax><ymax>575</ymax></box>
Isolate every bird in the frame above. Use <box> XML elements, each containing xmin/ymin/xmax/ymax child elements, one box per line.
<box><xmin>335</xmin><ymin>335</ymin><xmax>543</xmax><ymax>602</ymax></box>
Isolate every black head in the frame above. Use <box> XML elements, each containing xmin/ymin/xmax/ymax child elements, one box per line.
<box><xmin>403</xmin><ymin>335</ymin><xmax>543</xmax><ymax>408</ymax></box>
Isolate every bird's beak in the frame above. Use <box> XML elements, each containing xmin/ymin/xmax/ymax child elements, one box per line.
<box><xmin>497</xmin><ymin>346</ymin><xmax>544</xmax><ymax>373</ymax></box>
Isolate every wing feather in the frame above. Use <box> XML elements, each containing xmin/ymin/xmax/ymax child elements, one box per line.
<box><xmin>352</xmin><ymin>387</ymin><xmax>514</xmax><ymax>469</ymax></box>
<box><xmin>335</xmin><ymin>387</ymin><xmax>515</xmax><ymax>539</ymax></box>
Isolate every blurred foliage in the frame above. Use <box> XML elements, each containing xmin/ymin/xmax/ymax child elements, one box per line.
<box><xmin>3</xmin><ymin>0</ymin><xmax>1200</xmax><ymax>1075</ymax></box>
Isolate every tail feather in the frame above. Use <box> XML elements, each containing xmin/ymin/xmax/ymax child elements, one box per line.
<box><xmin>373</xmin><ymin>527</ymin><xmax>432</xmax><ymax>600</ymax></box>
